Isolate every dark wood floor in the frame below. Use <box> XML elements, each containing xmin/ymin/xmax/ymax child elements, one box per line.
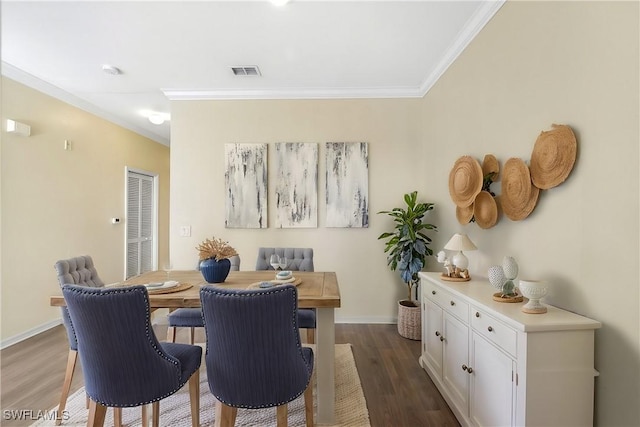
<box><xmin>1</xmin><ymin>323</ymin><xmax>459</xmax><ymax>426</ymax></box>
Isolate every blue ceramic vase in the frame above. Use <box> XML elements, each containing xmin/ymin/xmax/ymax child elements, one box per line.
<box><xmin>200</xmin><ymin>258</ymin><xmax>231</xmax><ymax>283</ymax></box>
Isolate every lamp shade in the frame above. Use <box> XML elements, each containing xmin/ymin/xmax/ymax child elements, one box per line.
<box><xmin>444</xmin><ymin>233</ymin><xmax>477</xmax><ymax>252</ymax></box>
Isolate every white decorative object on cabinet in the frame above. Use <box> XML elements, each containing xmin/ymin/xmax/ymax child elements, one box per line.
<box><xmin>419</xmin><ymin>272</ymin><xmax>601</xmax><ymax>427</ymax></box>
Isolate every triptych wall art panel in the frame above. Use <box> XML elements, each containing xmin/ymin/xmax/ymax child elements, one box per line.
<box><xmin>224</xmin><ymin>143</ymin><xmax>268</xmax><ymax>228</ymax></box>
<box><xmin>224</xmin><ymin>142</ymin><xmax>368</xmax><ymax>228</ymax></box>
<box><xmin>325</xmin><ymin>142</ymin><xmax>369</xmax><ymax>228</ymax></box>
<box><xmin>274</xmin><ymin>143</ymin><xmax>318</xmax><ymax>228</ymax></box>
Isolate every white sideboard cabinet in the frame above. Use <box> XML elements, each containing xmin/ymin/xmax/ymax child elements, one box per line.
<box><xmin>419</xmin><ymin>272</ymin><xmax>601</xmax><ymax>427</ymax></box>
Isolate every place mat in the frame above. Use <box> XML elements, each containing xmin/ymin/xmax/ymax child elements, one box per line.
<box><xmin>248</xmin><ymin>278</ymin><xmax>302</xmax><ymax>289</ymax></box>
<box><xmin>147</xmin><ymin>283</ymin><xmax>193</xmax><ymax>295</ymax></box>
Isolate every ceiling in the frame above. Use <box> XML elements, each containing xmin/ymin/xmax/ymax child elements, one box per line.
<box><xmin>1</xmin><ymin>1</ymin><xmax>503</xmax><ymax>146</ymax></box>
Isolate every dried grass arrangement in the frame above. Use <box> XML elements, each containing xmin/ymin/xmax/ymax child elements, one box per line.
<box><xmin>197</xmin><ymin>237</ymin><xmax>238</xmax><ymax>261</ymax></box>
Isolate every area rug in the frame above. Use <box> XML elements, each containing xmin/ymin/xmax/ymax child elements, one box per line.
<box><xmin>34</xmin><ymin>344</ymin><xmax>370</xmax><ymax>427</ymax></box>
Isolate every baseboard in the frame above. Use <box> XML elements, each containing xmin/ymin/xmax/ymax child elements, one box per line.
<box><xmin>1</xmin><ymin>318</ymin><xmax>62</xmax><ymax>350</ymax></box>
<box><xmin>335</xmin><ymin>316</ymin><xmax>396</xmax><ymax>324</ymax></box>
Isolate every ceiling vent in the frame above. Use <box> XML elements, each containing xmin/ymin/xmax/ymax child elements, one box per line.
<box><xmin>231</xmin><ymin>66</ymin><xmax>261</xmax><ymax>76</ymax></box>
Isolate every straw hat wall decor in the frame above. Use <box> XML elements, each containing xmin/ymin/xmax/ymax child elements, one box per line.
<box><xmin>530</xmin><ymin>124</ymin><xmax>577</xmax><ymax>190</ymax></box>
<box><xmin>501</xmin><ymin>158</ymin><xmax>540</xmax><ymax>221</ymax></box>
<box><xmin>447</xmin><ymin>124</ymin><xmax>576</xmax><ymax>227</ymax></box>
<box><xmin>449</xmin><ymin>156</ymin><xmax>483</xmax><ymax>208</ymax></box>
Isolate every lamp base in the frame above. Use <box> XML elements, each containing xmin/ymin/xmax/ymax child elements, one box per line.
<box><xmin>441</xmin><ymin>273</ymin><xmax>471</xmax><ymax>282</ymax></box>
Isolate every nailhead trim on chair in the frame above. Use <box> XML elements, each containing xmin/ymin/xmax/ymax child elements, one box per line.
<box><xmin>63</xmin><ymin>285</ymin><xmax>195</xmax><ymax>407</ymax></box>
<box><xmin>201</xmin><ymin>285</ymin><xmax>314</xmax><ymax>409</ymax></box>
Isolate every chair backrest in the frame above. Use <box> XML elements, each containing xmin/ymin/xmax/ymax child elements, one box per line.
<box><xmin>255</xmin><ymin>248</ymin><xmax>314</xmax><ymax>271</ymax></box>
<box><xmin>62</xmin><ymin>284</ymin><xmax>190</xmax><ymax>406</ymax></box>
<box><xmin>54</xmin><ymin>255</ymin><xmax>105</xmax><ymax>350</ymax></box>
<box><xmin>55</xmin><ymin>255</ymin><xmax>105</xmax><ymax>288</ymax></box>
<box><xmin>200</xmin><ymin>285</ymin><xmax>313</xmax><ymax>408</ymax></box>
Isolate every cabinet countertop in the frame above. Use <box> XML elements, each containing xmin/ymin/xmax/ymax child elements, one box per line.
<box><xmin>419</xmin><ymin>271</ymin><xmax>601</xmax><ymax>333</ymax></box>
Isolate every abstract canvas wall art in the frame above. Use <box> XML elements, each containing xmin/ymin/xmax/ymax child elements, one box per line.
<box><xmin>225</xmin><ymin>143</ymin><xmax>267</xmax><ymax>228</ymax></box>
<box><xmin>325</xmin><ymin>142</ymin><xmax>369</xmax><ymax>228</ymax></box>
<box><xmin>274</xmin><ymin>143</ymin><xmax>318</xmax><ymax>228</ymax></box>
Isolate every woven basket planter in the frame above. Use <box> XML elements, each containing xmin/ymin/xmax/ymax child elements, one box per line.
<box><xmin>397</xmin><ymin>300</ymin><xmax>421</xmax><ymax>340</ymax></box>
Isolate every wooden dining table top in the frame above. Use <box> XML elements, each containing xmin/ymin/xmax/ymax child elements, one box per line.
<box><xmin>50</xmin><ymin>270</ymin><xmax>341</xmax><ymax>310</ymax></box>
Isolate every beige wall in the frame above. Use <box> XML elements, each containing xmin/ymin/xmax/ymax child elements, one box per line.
<box><xmin>170</xmin><ymin>2</ymin><xmax>638</xmax><ymax>424</ymax></box>
<box><xmin>0</xmin><ymin>77</ymin><xmax>171</xmax><ymax>342</ymax></box>
<box><xmin>170</xmin><ymin>98</ymin><xmax>427</xmax><ymax>322</ymax></box>
<box><xmin>420</xmin><ymin>1</ymin><xmax>639</xmax><ymax>425</ymax></box>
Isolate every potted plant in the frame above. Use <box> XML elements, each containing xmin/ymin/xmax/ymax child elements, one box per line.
<box><xmin>378</xmin><ymin>191</ymin><xmax>437</xmax><ymax>339</ymax></box>
<box><xmin>197</xmin><ymin>237</ymin><xmax>238</xmax><ymax>283</ymax></box>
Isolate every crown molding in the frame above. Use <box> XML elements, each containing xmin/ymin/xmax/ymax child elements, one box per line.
<box><xmin>1</xmin><ymin>62</ymin><xmax>169</xmax><ymax>146</ymax></box>
<box><xmin>419</xmin><ymin>0</ymin><xmax>505</xmax><ymax>96</ymax></box>
<box><xmin>163</xmin><ymin>86</ymin><xmax>423</xmax><ymax>101</ymax></box>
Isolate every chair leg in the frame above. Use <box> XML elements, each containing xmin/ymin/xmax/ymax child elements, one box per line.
<box><xmin>189</xmin><ymin>327</ymin><xmax>196</xmax><ymax>345</ymax></box>
<box><xmin>166</xmin><ymin>326</ymin><xmax>176</xmax><ymax>343</ymax></box>
<box><xmin>152</xmin><ymin>402</ymin><xmax>160</xmax><ymax>427</ymax></box>
<box><xmin>303</xmin><ymin>380</ymin><xmax>314</xmax><ymax>427</ymax></box>
<box><xmin>276</xmin><ymin>404</ymin><xmax>288</xmax><ymax>427</ymax></box>
<box><xmin>306</xmin><ymin>328</ymin><xmax>315</xmax><ymax>344</ymax></box>
<box><xmin>141</xmin><ymin>404</ymin><xmax>149</xmax><ymax>426</ymax></box>
<box><xmin>188</xmin><ymin>369</ymin><xmax>200</xmax><ymax>427</ymax></box>
<box><xmin>215</xmin><ymin>401</ymin><xmax>237</xmax><ymax>427</ymax></box>
<box><xmin>87</xmin><ymin>399</ymin><xmax>107</xmax><ymax>427</ymax></box>
<box><xmin>56</xmin><ymin>349</ymin><xmax>77</xmax><ymax>425</ymax></box>
<box><xmin>113</xmin><ymin>408</ymin><xmax>122</xmax><ymax>427</ymax></box>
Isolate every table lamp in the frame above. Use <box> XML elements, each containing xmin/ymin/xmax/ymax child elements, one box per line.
<box><xmin>443</xmin><ymin>233</ymin><xmax>477</xmax><ymax>280</ymax></box>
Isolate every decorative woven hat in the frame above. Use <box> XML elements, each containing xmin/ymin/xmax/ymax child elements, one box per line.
<box><xmin>456</xmin><ymin>204</ymin><xmax>474</xmax><ymax>225</ymax></box>
<box><xmin>530</xmin><ymin>124</ymin><xmax>577</xmax><ymax>190</ymax></box>
<box><xmin>501</xmin><ymin>158</ymin><xmax>540</xmax><ymax>221</ymax></box>
<box><xmin>482</xmin><ymin>154</ymin><xmax>500</xmax><ymax>182</ymax></box>
<box><xmin>473</xmin><ymin>191</ymin><xmax>498</xmax><ymax>229</ymax></box>
<box><xmin>449</xmin><ymin>156</ymin><xmax>483</xmax><ymax>208</ymax></box>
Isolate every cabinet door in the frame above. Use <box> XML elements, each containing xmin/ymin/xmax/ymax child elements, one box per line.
<box><xmin>470</xmin><ymin>332</ymin><xmax>515</xmax><ymax>427</ymax></box>
<box><xmin>423</xmin><ymin>298</ymin><xmax>444</xmax><ymax>377</ymax></box>
<box><xmin>442</xmin><ymin>312</ymin><xmax>469</xmax><ymax>417</ymax></box>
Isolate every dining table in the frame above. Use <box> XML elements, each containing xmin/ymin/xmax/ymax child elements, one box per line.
<box><xmin>50</xmin><ymin>269</ymin><xmax>342</xmax><ymax>425</ymax></box>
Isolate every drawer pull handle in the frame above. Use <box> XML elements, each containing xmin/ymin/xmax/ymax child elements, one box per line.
<box><xmin>467</xmin><ymin>367</ymin><xmax>474</xmax><ymax>374</ymax></box>
<box><xmin>435</xmin><ymin>331</ymin><xmax>440</xmax><ymax>337</ymax></box>
<box><xmin>450</xmin><ymin>301</ymin><xmax>455</xmax><ymax>306</ymax></box>
<box><xmin>439</xmin><ymin>336</ymin><xmax>444</xmax><ymax>342</ymax></box>
<box><xmin>488</xmin><ymin>326</ymin><xmax>494</xmax><ymax>332</ymax></box>
<box><xmin>432</xmin><ymin>290</ymin><xmax>436</xmax><ymax>295</ymax></box>
<box><xmin>475</xmin><ymin>312</ymin><xmax>480</xmax><ymax>318</ymax></box>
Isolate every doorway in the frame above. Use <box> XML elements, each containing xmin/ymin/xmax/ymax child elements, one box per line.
<box><xmin>125</xmin><ymin>168</ymin><xmax>158</xmax><ymax>278</ymax></box>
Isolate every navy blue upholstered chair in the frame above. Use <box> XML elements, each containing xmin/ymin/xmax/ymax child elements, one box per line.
<box><xmin>255</xmin><ymin>248</ymin><xmax>316</xmax><ymax>344</ymax></box>
<box><xmin>166</xmin><ymin>255</ymin><xmax>240</xmax><ymax>344</ymax></box>
<box><xmin>200</xmin><ymin>285</ymin><xmax>314</xmax><ymax>427</ymax></box>
<box><xmin>54</xmin><ymin>256</ymin><xmax>112</xmax><ymax>425</ymax></box>
<box><xmin>62</xmin><ymin>284</ymin><xmax>202</xmax><ymax>427</ymax></box>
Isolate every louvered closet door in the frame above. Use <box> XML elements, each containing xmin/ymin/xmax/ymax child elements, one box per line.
<box><xmin>126</xmin><ymin>172</ymin><xmax>155</xmax><ymax>278</ymax></box>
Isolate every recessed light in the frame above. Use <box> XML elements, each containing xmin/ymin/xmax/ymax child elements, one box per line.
<box><xmin>101</xmin><ymin>64</ymin><xmax>122</xmax><ymax>75</ymax></box>
<box><xmin>148</xmin><ymin>114</ymin><xmax>165</xmax><ymax>125</ymax></box>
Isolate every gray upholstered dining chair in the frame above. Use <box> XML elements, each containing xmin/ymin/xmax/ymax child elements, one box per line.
<box><xmin>54</xmin><ymin>256</ymin><xmax>116</xmax><ymax>425</ymax></box>
<box><xmin>62</xmin><ymin>284</ymin><xmax>201</xmax><ymax>427</ymax></box>
<box><xmin>200</xmin><ymin>284</ymin><xmax>314</xmax><ymax>427</ymax></box>
<box><xmin>166</xmin><ymin>255</ymin><xmax>240</xmax><ymax>344</ymax></box>
<box><xmin>255</xmin><ymin>248</ymin><xmax>316</xmax><ymax>344</ymax></box>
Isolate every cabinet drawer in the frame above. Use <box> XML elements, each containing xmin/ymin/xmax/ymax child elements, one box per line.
<box><xmin>471</xmin><ymin>307</ymin><xmax>517</xmax><ymax>357</ymax></box>
<box><xmin>423</xmin><ymin>280</ymin><xmax>469</xmax><ymax>322</ymax></box>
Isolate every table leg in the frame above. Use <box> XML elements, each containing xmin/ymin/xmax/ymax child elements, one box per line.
<box><xmin>315</xmin><ymin>307</ymin><xmax>335</xmax><ymax>425</ymax></box>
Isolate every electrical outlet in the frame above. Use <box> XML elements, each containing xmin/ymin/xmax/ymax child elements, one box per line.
<box><xmin>179</xmin><ymin>226</ymin><xmax>191</xmax><ymax>237</ymax></box>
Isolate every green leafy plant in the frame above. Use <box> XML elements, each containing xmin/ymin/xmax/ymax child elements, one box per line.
<box><xmin>378</xmin><ymin>191</ymin><xmax>437</xmax><ymax>301</ymax></box>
